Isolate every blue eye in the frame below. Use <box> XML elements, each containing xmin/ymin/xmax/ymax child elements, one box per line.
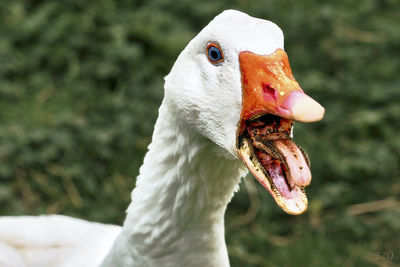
<box><xmin>207</xmin><ymin>43</ymin><xmax>224</xmax><ymax>63</ymax></box>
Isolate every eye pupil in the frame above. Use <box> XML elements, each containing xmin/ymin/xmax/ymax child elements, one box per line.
<box><xmin>207</xmin><ymin>43</ymin><xmax>223</xmax><ymax>63</ymax></box>
<box><xmin>210</xmin><ymin>49</ymin><xmax>219</xmax><ymax>59</ymax></box>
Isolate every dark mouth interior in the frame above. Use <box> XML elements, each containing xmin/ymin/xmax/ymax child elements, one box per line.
<box><xmin>239</xmin><ymin>114</ymin><xmax>310</xmax><ymax>198</ymax></box>
<box><xmin>247</xmin><ymin>114</ymin><xmax>293</xmax><ymax>140</ymax></box>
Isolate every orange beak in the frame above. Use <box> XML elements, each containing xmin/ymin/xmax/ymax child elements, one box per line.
<box><xmin>239</xmin><ymin>49</ymin><xmax>324</xmax><ymax>126</ymax></box>
<box><xmin>236</xmin><ymin>49</ymin><xmax>324</xmax><ymax>215</ymax></box>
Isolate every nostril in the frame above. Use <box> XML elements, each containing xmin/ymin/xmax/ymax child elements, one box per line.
<box><xmin>262</xmin><ymin>84</ymin><xmax>276</xmax><ymax>98</ymax></box>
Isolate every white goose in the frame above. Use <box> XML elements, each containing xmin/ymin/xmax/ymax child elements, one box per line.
<box><xmin>0</xmin><ymin>10</ymin><xmax>324</xmax><ymax>267</ymax></box>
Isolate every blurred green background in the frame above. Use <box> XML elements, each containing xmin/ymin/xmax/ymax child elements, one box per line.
<box><xmin>1</xmin><ymin>0</ymin><xmax>399</xmax><ymax>266</ymax></box>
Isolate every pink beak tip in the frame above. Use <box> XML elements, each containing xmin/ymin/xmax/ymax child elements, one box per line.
<box><xmin>286</xmin><ymin>92</ymin><xmax>325</xmax><ymax>123</ymax></box>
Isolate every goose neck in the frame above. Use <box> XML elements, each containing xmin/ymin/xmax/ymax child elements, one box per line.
<box><xmin>102</xmin><ymin>101</ymin><xmax>247</xmax><ymax>266</ymax></box>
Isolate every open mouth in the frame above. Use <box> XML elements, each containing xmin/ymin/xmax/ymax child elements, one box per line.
<box><xmin>237</xmin><ymin>113</ymin><xmax>311</xmax><ymax>215</ymax></box>
<box><xmin>236</xmin><ymin>49</ymin><xmax>324</xmax><ymax>214</ymax></box>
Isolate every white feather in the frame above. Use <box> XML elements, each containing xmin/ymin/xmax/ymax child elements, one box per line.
<box><xmin>0</xmin><ymin>215</ymin><xmax>120</xmax><ymax>267</ymax></box>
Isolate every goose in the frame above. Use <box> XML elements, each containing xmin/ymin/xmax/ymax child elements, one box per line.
<box><xmin>0</xmin><ymin>10</ymin><xmax>324</xmax><ymax>267</ymax></box>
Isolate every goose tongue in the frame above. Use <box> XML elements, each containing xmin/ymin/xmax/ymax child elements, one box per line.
<box><xmin>273</xmin><ymin>139</ymin><xmax>311</xmax><ymax>188</ymax></box>
<box><xmin>252</xmin><ymin>138</ymin><xmax>311</xmax><ymax>197</ymax></box>
<box><xmin>246</xmin><ymin>117</ymin><xmax>311</xmax><ymax>197</ymax></box>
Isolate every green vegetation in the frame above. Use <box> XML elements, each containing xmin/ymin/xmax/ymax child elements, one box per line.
<box><xmin>1</xmin><ymin>0</ymin><xmax>399</xmax><ymax>266</ymax></box>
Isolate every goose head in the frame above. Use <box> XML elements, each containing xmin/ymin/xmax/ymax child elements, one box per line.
<box><xmin>164</xmin><ymin>10</ymin><xmax>324</xmax><ymax>215</ymax></box>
